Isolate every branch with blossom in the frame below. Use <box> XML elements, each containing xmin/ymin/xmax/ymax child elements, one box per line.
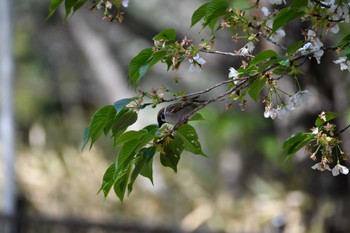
<box><xmin>48</xmin><ymin>0</ymin><xmax>350</xmax><ymax>201</ymax></box>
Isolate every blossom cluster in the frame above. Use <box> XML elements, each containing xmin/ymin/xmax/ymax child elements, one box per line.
<box><xmin>307</xmin><ymin>112</ymin><xmax>349</xmax><ymax>176</ymax></box>
<box><xmin>333</xmin><ymin>57</ymin><xmax>350</xmax><ymax>71</ymax></box>
<box><xmin>263</xmin><ymin>90</ymin><xmax>312</xmax><ymax>120</ymax></box>
<box><xmin>189</xmin><ymin>54</ymin><xmax>206</xmax><ymax>72</ymax></box>
<box><xmin>96</xmin><ymin>0</ymin><xmax>129</xmax><ymax>9</ymax></box>
<box><xmin>95</xmin><ymin>0</ymin><xmax>129</xmax><ymax>22</ymax></box>
<box><xmin>312</xmin><ymin>162</ymin><xmax>349</xmax><ymax>176</ymax></box>
<box><xmin>310</xmin><ymin>0</ymin><xmax>350</xmax><ymax>23</ymax></box>
<box><xmin>297</xmin><ymin>30</ymin><xmax>324</xmax><ymax>64</ymax></box>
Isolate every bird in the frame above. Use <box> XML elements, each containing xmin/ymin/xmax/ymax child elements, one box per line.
<box><xmin>157</xmin><ymin>97</ymin><xmax>205</xmax><ymax>128</ymax></box>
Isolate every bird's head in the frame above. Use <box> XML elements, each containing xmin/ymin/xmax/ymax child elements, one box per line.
<box><xmin>157</xmin><ymin>107</ymin><xmax>166</xmax><ymax>128</ymax></box>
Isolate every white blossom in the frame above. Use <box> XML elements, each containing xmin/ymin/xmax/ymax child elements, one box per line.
<box><xmin>311</xmin><ymin>127</ymin><xmax>319</xmax><ymax>135</ymax></box>
<box><xmin>297</xmin><ymin>30</ymin><xmax>324</xmax><ymax>64</ymax></box>
<box><xmin>240</xmin><ymin>42</ymin><xmax>255</xmax><ymax>56</ymax></box>
<box><xmin>320</xmin><ymin>0</ymin><xmax>335</xmax><ymax>7</ymax></box>
<box><xmin>313</xmin><ymin>50</ymin><xmax>324</xmax><ymax>64</ymax></box>
<box><xmin>266</xmin><ymin>20</ymin><xmax>285</xmax><ymax>42</ymax></box>
<box><xmin>122</xmin><ymin>0</ymin><xmax>129</xmax><ymax>7</ymax></box>
<box><xmin>272</xmin><ymin>29</ymin><xmax>286</xmax><ymax>42</ymax></box>
<box><xmin>329</xmin><ymin>24</ymin><xmax>339</xmax><ymax>33</ymax></box>
<box><xmin>96</xmin><ymin>0</ymin><xmax>103</xmax><ymax>9</ymax></box>
<box><xmin>264</xmin><ymin>105</ymin><xmax>278</xmax><ymax>119</ymax></box>
<box><xmin>105</xmin><ymin>1</ymin><xmax>112</xmax><ymax>9</ymax></box>
<box><xmin>228</xmin><ymin>67</ymin><xmax>239</xmax><ymax>78</ymax></box>
<box><xmin>334</xmin><ymin>56</ymin><xmax>350</xmax><ymax>71</ymax></box>
<box><xmin>332</xmin><ymin>164</ymin><xmax>349</xmax><ymax>176</ymax></box>
<box><xmin>261</xmin><ymin>7</ymin><xmax>270</xmax><ymax>17</ymax></box>
<box><xmin>312</xmin><ymin>162</ymin><xmax>331</xmax><ymax>171</ymax></box>
<box><xmin>189</xmin><ymin>54</ymin><xmax>206</xmax><ymax>72</ymax></box>
<box><xmin>299</xmin><ymin>42</ymin><xmax>312</xmax><ymax>52</ymax></box>
<box><xmin>276</xmin><ymin>106</ymin><xmax>288</xmax><ymax>119</ymax></box>
<box><xmin>264</xmin><ymin>105</ymin><xmax>290</xmax><ymax>120</ymax></box>
<box><xmin>286</xmin><ymin>90</ymin><xmax>312</xmax><ymax>110</ymax></box>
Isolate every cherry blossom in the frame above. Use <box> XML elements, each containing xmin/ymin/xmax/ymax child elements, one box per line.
<box><xmin>276</xmin><ymin>106</ymin><xmax>288</xmax><ymax>119</ymax></box>
<box><xmin>312</xmin><ymin>162</ymin><xmax>331</xmax><ymax>172</ymax></box>
<box><xmin>106</xmin><ymin>1</ymin><xmax>112</xmax><ymax>9</ymax></box>
<box><xmin>266</xmin><ymin>20</ymin><xmax>285</xmax><ymax>42</ymax></box>
<box><xmin>239</xmin><ymin>42</ymin><xmax>255</xmax><ymax>56</ymax></box>
<box><xmin>286</xmin><ymin>90</ymin><xmax>312</xmax><ymax>110</ymax></box>
<box><xmin>297</xmin><ymin>30</ymin><xmax>324</xmax><ymax>64</ymax></box>
<box><xmin>228</xmin><ymin>67</ymin><xmax>239</xmax><ymax>79</ymax></box>
<box><xmin>329</xmin><ymin>24</ymin><xmax>339</xmax><ymax>34</ymax></box>
<box><xmin>122</xmin><ymin>0</ymin><xmax>129</xmax><ymax>7</ymax></box>
<box><xmin>331</xmin><ymin>164</ymin><xmax>349</xmax><ymax>176</ymax></box>
<box><xmin>261</xmin><ymin>7</ymin><xmax>270</xmax><ymax>17</ymax></box>
<box><xmin>311</xmin><ymin>127</ymin><xmax>319</xmax><ymax>135</ymax></box>
<box><xmin>189</xmin><ymin>54</ymin><xmax>206</xmax><ymax>72</ymax></box>
<box><xmin>264</xmin><ymin>105</ymin><xmax>278</xmax><ymax>119</ymax></box>
<box><xmin>333</xmin><ymin>56</ymin><xmax>350</xmax><ymax>71</ymax></box>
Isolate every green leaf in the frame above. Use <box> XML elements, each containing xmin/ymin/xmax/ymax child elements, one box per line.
<box><xmin>338</xmin><ymin>34</ymin><xmax>350</xmax><ymax>49</ymax></box>
<box><xmin>82</xmin><ymin>127</ymin><xmax>90</xmax><ymax>152</ymax></box>
<box><xmin>177</xmin><ymin>124</ymin><xmax>206</xmax><ymax>156</ymax></box>
<box><xmin>256</xmin><ymin>58</ymin><xmax>278</xmax><ymax>73</ymax></box>
<box><xmin>114</xmin><ymin>165</ymin><xmax>132</xmax><ymax>202</ymax></box>
<box><xmin>129</xmin><ymin>48</ymin><xmax>153</xmax><ymax>86</ymax></box>
<box><xmin>287</xmin><ymin>41</ymin><xmax>304</xmax><ymax>55</ymax></box>
<box><xmin>140</xmin><ymin>147</ymin><xmax>156</xmax><ymax>184</ymax></box>
<box><xmin>47</xmin><ymin>0</ymin><xmax>64</xmax><ymax>19</ymax></box>
<box><xmin>203</xmin><ymin>0</ymin><xmax>229</xmax><ymax>31</ymax></box>
<box><xmin>315</xmin><ymin>112</ymin><xmax>338</xmax><ymax>127</ymax></box>
<box><xmin>250</xmin><ymin>50</ymin><xmax>278</xmax><ymax>66</ymax></box>
<box><xmin>136</xmin><ymin>129</ymin><xmax>157</xmax><ymax>151</ymax></box>
<box><xmin>283</xmin><ymin>132</ymin><xmax>313</xmax><ymax>158</ymax></box>
<box><xmin>128</xmin><ymin>48</ymin><xmax>166</xmax><ymax>87</ymax></box>
<box><xmin>143</xmin><ymin>124</ymin><xmax>159</xmax><ymax>132</ymax></box>
<box><xmin>117</xmin><ymin>139</ymin><xmax>140</xmax><ymax>170</ymax></box>
<box><xmin>191</xmin><ymin>3</ymin><xmax>209</xmax><ymax>27</ymax></box>
<box><xmin>113</xmin><ymin>98</ymin><xmax>134</xmax><ymax>113</ymax></box>
<box><xmin>84</xmin><ymin>105</ymin><xmax>116</xmax><ymax>150</ymax></box>
<box><xmin>278</xmin><ymin>57</ymin><xmax>290</xmax><ymax>67</ymax></box>
<box><xmin>113</xmin><ymin>130</ymin><xmax>157</xmax><ymax>201</ymax></box>
<box><xmin>73</xmin><ymin>0</ymin><xmax>88</xmax><ymax>12</ymax></box>
<box><xmin>127</xmin><ymin>147</ymin><xmax>156</xmax><ymax>195</ymax></box>
<box><xmin>189</xmin><ymin>112</ymin><xmax>205</xmax><ymax>121</ymax></box>
<box><xmin>272</xmin><ymin>7</ymin><xmax>304</xmax><ymax>32</ymax></box>
<box><xmin>98</xmin><ymin>163</ymin><xmax>117</xmax><ymax>198</ymax></box>
<box><xmin>344</xmin><ymin>47</ymin><xmax>350</xmax><ymax>60</ymax></box>
<box><xmin>160</xmin><ymin>135</ymin><xmax>184</xmax><ymax>172</ymax></box>
<box><xmin>64</xmin><ymin>0</ymin><xmax>80</xmax><ymax>20</ymax></box>
<box><xmin>127</xmin><ymin>154</ymin><xmax>145</xmax><ymax>195</ymax></box>
<box><xmin>112</xmin><ymin>109</ymin><xmax>138</xmax><ymax>144</ymax></box>
<box><xmin>114</xmin><ymin>130</ymin><xmax>148</xmax><ymax>147</ymax></box>
<box><xmin>248</xmin><ymin>77</ymin><xmax>267</xmax><ymax>102</ymax></box>
<box><xmin>114</xmin><ymin>141</ymin><xmax>140</xmax><ymax>201</ymax></box>
<box><xmin>290</xmin><ymin>0</ymin><xmax>308</xmax><ymax>8</ymax></box>
<box><xmin>153</xmin><ymin>28</ymin><xmax>176</xmax><ymax>41</ymax></box>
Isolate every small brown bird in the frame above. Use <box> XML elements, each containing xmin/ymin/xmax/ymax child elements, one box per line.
<box><xmin>157</xmin><ymin>98</ymin><xmax>205</xmax><ymax>128</ymax></box>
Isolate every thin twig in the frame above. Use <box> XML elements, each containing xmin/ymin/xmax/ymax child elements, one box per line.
<box><xmin>164</xmin><ymin>79</ymin><xmax>236</xmax><ymax>102</ymax></box>
<box><xmin>338</xmin><ymin>124</ymin><xmax>350</xmax><ymax>135</ymax></box>
<box><xmin>204</xmin><ymin>50</ymin><xmax>254</xmax><ymax>58</ymax></box>
<box><xmin>173</xmin><ymin>79</ymin><xmax>250</xmax><ymax>130</ymax></box>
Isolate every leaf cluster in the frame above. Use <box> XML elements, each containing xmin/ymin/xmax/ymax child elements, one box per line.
<box><xmin>82</xmin><ymin>98</ymin><xmax>206</xmax><ymax>202</ymax></box>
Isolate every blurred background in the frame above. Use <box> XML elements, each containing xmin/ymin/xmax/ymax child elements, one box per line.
<box><xmin>1</xmin><ymin>0</ymin><xmax>350</xmax><ymax>232</ymax></box>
